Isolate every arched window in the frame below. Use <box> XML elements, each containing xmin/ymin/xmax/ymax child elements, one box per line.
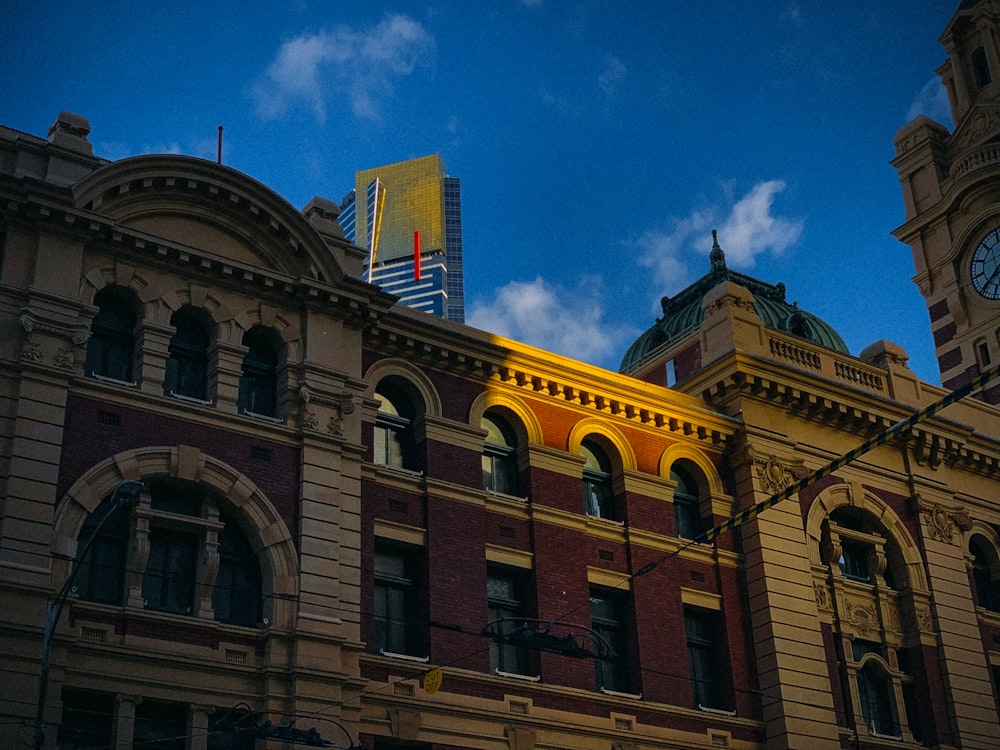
<box><xmin>482</xmin><ymin>413</ymin><xmax>518</xmax><ymax>495</ymax></box>
<box><xmin>84</xmin><ymin>285</ymin><xmax>136</xmax><ymax>382</ymax></box>
<box><xmin>238</xmin><ymin>326</ymin><xmax>280</xmax><ymax>418</ymax></box>
<box><xmin>853</xmin><ymin>642</ymin><xmax>898</xmax><ymax>737</ymax></box>
<box><xmin>75</xmin><ymin>479</ymin><xmax>262</xmax><ymax>627</ymax></box>
<box><xmin>973</xmin><ymin>46</ymin><xmax>992</xmax><ymax>88</ymax></box>
<box><xmin>374</xmin><ymin>380</ymin><xmax>418</xmax><ymax>471</ymax></box>
<box><xmin>581</xmin><ymin>440</ymin><xmax>615</xmax><ymax>520</ymax></box>
<box><xmin>970</xmin><ymin>535</ymin><xmax>999</xmax><ymax>612</ymax></box>
<box><xmin>164</xmin><ymin>307</ymin><xmax>209</xmax><ymax>400</ymax></box>
<box><xmin>671</xmin><ymin>465</ymin><xmax>702</xmax><ymax>539</ymax></box>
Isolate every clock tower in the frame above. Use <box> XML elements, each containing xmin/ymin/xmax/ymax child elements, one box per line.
<box><xmin>893</xmin><ymin>0</ymin><xmax>1000</xmax><ymax>403</ymax></box>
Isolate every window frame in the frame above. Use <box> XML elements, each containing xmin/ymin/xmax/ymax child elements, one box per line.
<box><xmin>685</xmin><ymin>606</ymin><xmax>726</xmax><ymax>710</ymax></box>
<box><xmin>482</xmin><ymin>414</ymin><xmax>518</xmax><ymax>495</ymax></box>
<box><xmin>589</xmin><ymin>587</ymin><xmax>630</xmax><ymax>693</ymax></box>
<box><xmin>487</xmin><ymin>566</ymin><xmax>531</xmax><ymax>675</ymax></box>
<box><xmin>85</xmin><ymin>285</ymin><xmax>136</xmax><ymax>383</ymax></box>
<box><xmin>581</xmin><ymin>440</ymin><xmax>616</xmax><ymax>520</ymax></box>
<box><xmin>74</xmin><ymin>480</ymin><xmax>263</xmax><ymax>627</ymax></box>
<box><xmin>671</xmin><ymin>465</ymin><xmax>702</xmax><ymax>539</ymax></box>
<box><xmin>164</xmin><ymin>307</ymin><xmax>210</xmax><ymax>401</ymax></box>
<box><xmin>374</xmin><ymin>542</ymin><xmax>423</xmax><ymax>657</ymax></box>
<box><xmin>238</xmin><ymin>326</ymin><xmax>281</xmax><ymax>418</ymax></box>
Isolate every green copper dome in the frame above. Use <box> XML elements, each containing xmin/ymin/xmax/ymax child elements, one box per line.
<box><xmin>620</xmin><ymin>232</ymin><xmax>849</xmax><ymax>372</ymax></box>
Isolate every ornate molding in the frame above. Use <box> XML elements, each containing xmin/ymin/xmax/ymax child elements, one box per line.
<box><xmin>844</xmin><ymin>598</ymin><xmax>879</xmax><ymax>637</ymax></box>
<box><xmin>920</xmin><ymin>500</ymin><xmax>972</xmax><ymax>545</ymax></box>
<box><xmin>751</xmin><ymin>451</ymin><xmax>808</xmax><ymax>494</ymax></box>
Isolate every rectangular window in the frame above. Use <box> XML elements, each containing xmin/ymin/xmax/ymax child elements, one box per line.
<box><xmin>142</xmin><ymin>529</ymin><xmax>199</xmax><ymax>614</ymax></box>
<box><xmin>57</xmin><ymin>688</ymin><xmax>115</xmax><ymax>750</ymax></box>
<box><xmin>839</xmin><ymin>540</ymin><xmax>872</xmax><ymax>582</ymax></box>
<box><xmin>590</xmin><ymin>588</ymin><xmax>629</xmax><ymax>693</ymax></box>
<box><xmin>133</xmin><ymin>700</ymin><xmax>187</xmax><ymax>750</ymax></box>
<box><xmin>374</xmin><ymin>544</ymin><xmax>421</xmax><ymax>656</ymax></box>
<box><xmin>685</xmin><ymin>607</ymin><xmax>725</xmax><ymax>709</ymax></box>
<box><xmin>487</xmin><ymin>567</ymin><xmax>530</xmax><ymax>675</ymax></box>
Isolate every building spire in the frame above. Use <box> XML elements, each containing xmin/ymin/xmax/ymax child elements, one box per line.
<box><xmin>710</xmin><ymin>229</ymin><xmax>727</xmax><ymax>272</ymax></box>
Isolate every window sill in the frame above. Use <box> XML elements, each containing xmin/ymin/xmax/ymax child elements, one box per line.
<box><xmin>375</xmin><ymin>464</ymin><xmax>424</xmax><ymax>478</ymax></box>
<box><xmin>586</xmin><ymin>513</ymin><xmax>624</xmax><ymax>527</ymax></box>
<box><xmin>486</xmin><ymin>490</ymin><xmax>529</xmax><ymax>503</ymax></box>
<box><xmin>600</xmin><ymin>687</ymin><xmax>642</xmax><ymax>700</ymax></box>
<box><xmin>241</xmin><ymin>409</ymin><xmax>285</xmax><ymax>424</ymax></box>
<box><xmin>698</xmin><ymin>705</ymin><xmax>736</xmax><ymax>716</ymax></box>
<box><xmin>495</xmin><ymin>669</ymin><xmax>540</xmax><ymax>682</ymax></box>
<box><xmin>869</xmin><ymin>732</ymin><xmax>902</xmax><ymax>741</ymax></box>
<box><xmin>88</xmin><ymin>372</ymin><xmax>138</xmax><ymax>387</ymax></box>
<box><xmin>379</xmin><ymin>650</ymin><xmax>429</xmax><ymax>663</ymax></box>
<box><xmin>169</xmin><ymin>391</ymin><xmax>214</xmax><ymax>406</ymax></box>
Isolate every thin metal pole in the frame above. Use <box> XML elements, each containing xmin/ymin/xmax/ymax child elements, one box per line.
<box><xmin>34</xmin><ymin>480</ymin><xmax>144</xmax><ymax>750</ymax></box>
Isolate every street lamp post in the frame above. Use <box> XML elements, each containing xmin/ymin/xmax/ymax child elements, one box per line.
<box><xmin>33</xmin><ymin>479</ymin><xmax>145</xmax><ymax>750</ymax></box>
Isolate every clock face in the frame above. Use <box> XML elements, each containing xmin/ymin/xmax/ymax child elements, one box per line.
<box><xmin>971</xmin><ymin>227</ymin><xmax>1000</xmax><ymax>300</ymax></box>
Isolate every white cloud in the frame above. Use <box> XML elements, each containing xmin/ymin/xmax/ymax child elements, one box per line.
<box><xmin>598</xmin><ymin>54</ymin><xmax>626</xmax><ymax>97</ymax></box>
<box><xmin>467</xmin><ymin>276</ymin><xmax>630</xmax><ymax>365</ymax></box>
<box><xmin>907</xmin><ymin>75</ymin><xmax>953</xmax><ymax>128</ymax></box>
<box><xmin>637</xmin><ymin>180</ymin><xmax>803</xmax><ymax>296</ymax></box>
<box><xmin>252</xmin><ymin>14</ymin><xmax>434</xmax><ymax>123</ymax></box>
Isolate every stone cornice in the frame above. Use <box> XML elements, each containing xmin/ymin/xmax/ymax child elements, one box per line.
<box><xmin>1</xmin><ymin>176</ymin><xmax>396</xmax><ymax>328</ymax></box>
<box><xmin>697</xmin><ymin>359</ymin><xmax>1000</xmax><ymax>478</ymax></box>
<box><xmin>366</xmin><ymin>321</ymin><xmax>737</xmax><ymax>450</ymax></box>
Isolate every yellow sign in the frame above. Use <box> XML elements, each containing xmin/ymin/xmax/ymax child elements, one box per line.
<box><xmin>422</xmin><ymin>667</ymin><xmax>443</xmax><ymax>695</ymax></box>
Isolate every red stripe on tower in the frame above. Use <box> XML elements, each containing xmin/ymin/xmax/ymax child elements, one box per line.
<box><xmin>414</xmin><ymin>231</ymin><xmax>422</xmax><ymax>280</ymax></box>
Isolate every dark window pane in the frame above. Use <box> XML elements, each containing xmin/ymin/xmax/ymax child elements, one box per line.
<box><xmin>685</xmin><ymin>608</ymin><xmax>724</xmax><ymax>709</ymax></box>
<box><xmin>213</xmin><ymin>515</ymin><xmax>262</xmax><ymax>627</ymax></box>
<box><xmin>672</xmin><ymin>466</ymin><xmax>701</xmax><ymax>539</ymax></box>
<box><xmin>482</xmin><ymin>415</ymin><xmax>518</xmax><ymax>494</ymax></box>
<box><xmin>57</xmin><ymin>688</ymin><xmax>114</xmax><ymax>750</ymax></box>
<box><xmin>142</xmin><ymin>530</ymin><xmax>198</xmax><ymax>614</ymax></box>
<box><xmin>374</xmin><ymin>546</ymin><xmax>420</xmax><ymax>656</ymax></box>
<box><xmin>857</xmin><ymin>663</ymin><xmax>896</xmax><ymax>736</ymax></box>
<box><xmin>374</xmin><ymin>385</ymin><xmax>416</xmax><ymax>470</ymax></box>
<box><xmin>238</xmin><ymin>327</ymin><xmax>279</xmax><ymax>417</ymax></box>
<box><xmin>85</xmin><ymin>286</ymin><xmax>135</xmax><ymax>381</ymax></box>
<box><xmin>581</xmin><ymin>441</ymin><xmax>615</xmax><ymax>520</ymax></box>
<box><xmin>133</xmin><ymin>700</ymin><xmax>187</xmax><ymax>750</ymax></box>
<box><xmin>591</xmin><ymin>590</ymin><xmax>628</xmax><ymax>692</ymax></box>
<box><xmin>488</xmin><ymin>568</ymin><xmax>529</xmax><ymax>674</ymax></box>
<box><xmin>75</xmin><ymin>498</ymin><xmax>130</xmax><ymax>605</ymax></box>
<box><xmin>165</xmin><ymin>308</ymin><xmax>209</xmax><ymax>400</ymax></box>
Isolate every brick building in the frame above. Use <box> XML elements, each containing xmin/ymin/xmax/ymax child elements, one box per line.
<box><xmin>2</xmin><ymin>3</ymin><xmax>1000</xmax><ymax>749</ymax></box>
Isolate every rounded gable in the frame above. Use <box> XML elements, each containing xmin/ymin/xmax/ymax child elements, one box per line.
<box><xmin>72</xmin><ymin>154</ymin><xmax>345</xmax><ymax>283</ymax></box>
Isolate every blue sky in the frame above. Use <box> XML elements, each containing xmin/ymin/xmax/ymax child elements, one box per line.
<box><xmin>2</xmin><ymin>2</ymin><xmax>956</xmax><ymax>383</ymax></box>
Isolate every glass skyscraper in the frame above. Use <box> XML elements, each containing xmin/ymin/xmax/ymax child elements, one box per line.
<box><xmin>339</xmin><ymin>155</ymin><xmax>465</xmax><ymax>323</ymax></box>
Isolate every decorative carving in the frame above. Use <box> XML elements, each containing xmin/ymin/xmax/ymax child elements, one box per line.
<box><xmin>327</xmin><ymin>414</ymin><xmax>343</xmax><ymax>436</ymax></box>
<box><xmin>22</xmin><ymin>341</ymin><xmax>42</xmax><ymax>363</ymax></box>
<box><xmin>54</xmin><ymin>348</ymin><xmax>75</xmax><ymax>370</ymax></box>
<box><xmin>923</xmin><ymin>503</ymin><xmax>958</xmax><ymax>544</ymax></box>
<box><xmin>752</xmin><ymin>453</ymin><xmax>808</xmax><ymax>494</ymax></box>
<box><xmin>302</xmin><ymin>410</ymin><xmax>319</xmax><ymax>430</ymax></box>
<box><xmin>846</xmin><ymin>600</ymin><xmax>878</xmax><ymax>637</ymax></box>
<box><xmin>915</xmin><ymin>606</ymin><xmax>933</xmax><ymax>633</ymax></box>
<box><xmin>814</xmin><ymin>581</ymin><xmax>830</xmax><ymax>610</ymax></box>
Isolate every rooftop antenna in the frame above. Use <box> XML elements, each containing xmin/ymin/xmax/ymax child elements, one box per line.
<box><xmin>217</xmin><ymin>126</ymin><xmax>223</xmax><ymax>165</ymax></box>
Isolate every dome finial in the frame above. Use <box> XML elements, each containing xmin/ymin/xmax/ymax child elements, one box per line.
<box><xmin>710</xmin><ymin>229</ymin><xmax>726</xmax><ymax>271</ymax></box>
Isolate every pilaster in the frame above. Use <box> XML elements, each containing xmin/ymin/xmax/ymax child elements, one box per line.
<box><xmin>916</xmin><ymin>492</ymin><xmax>999</xmax><ymax>749</ymax></box>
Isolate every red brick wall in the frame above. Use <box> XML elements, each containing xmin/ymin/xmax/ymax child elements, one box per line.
<box><xmin>59</xmin><ymin>394</ymin><xmax>301</xmax><ymax>538</ymax></box>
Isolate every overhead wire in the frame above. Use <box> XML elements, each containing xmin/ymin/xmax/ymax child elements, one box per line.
<box><xmin>22</xmin><ymin>362</ymin><xmax>999</xmax><ymax>741</ymax></box>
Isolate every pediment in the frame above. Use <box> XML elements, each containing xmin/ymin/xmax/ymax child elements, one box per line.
<box><xmin>72</xmin><ymin>154</ymin><xmax>344</xmax><ymax>283</ymax></box>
